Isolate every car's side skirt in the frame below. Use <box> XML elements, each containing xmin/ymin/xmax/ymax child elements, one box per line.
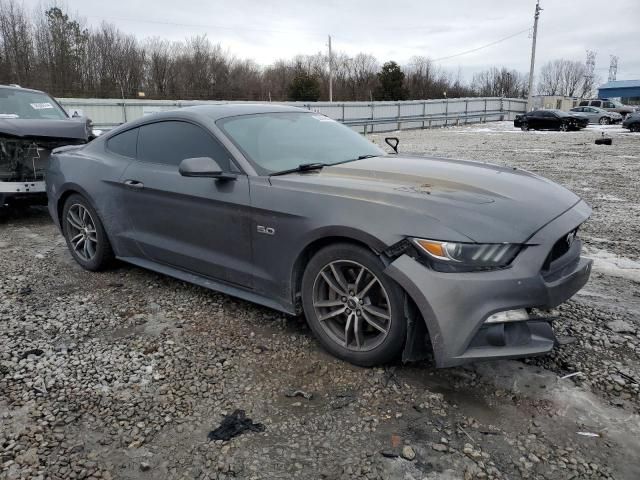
<box><xmin>118</xmin><ymin>256</ymin><xmax>297</xmax><ymax>316</ymax></box>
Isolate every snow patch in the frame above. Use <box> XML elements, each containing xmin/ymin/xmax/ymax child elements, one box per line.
<box><xmin>595</xmin><ymin>194</ymin><xmax>627</xmax><ymax>202</ymax></box>
<box><xmin>583</xmin><ymin>247</ymin><xmax>640</xmax><ymax>282</ymax></box>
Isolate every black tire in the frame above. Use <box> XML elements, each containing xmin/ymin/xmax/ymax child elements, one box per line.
<box><xmin>62</xmin><ymin>194</ymin><xmax>114</xmax><ymax>271</ymax></box>
<box><xmin>559</xmin><ymin>121</ymin><xmax>570</xmax><ymax>132</ymax></box>
<box><xmin>520</xmin><ymin>122</ymin><xmax>529</xmax><ymax>131</ymax></box>
<box><xmin>301</xmin><ymin>243</ymin><xmax>406</xmax><ymax>366</ymax></box>
<box><xmin>631</xmin><ymin>124</ymin><xmax>640</xmax><ymax>133</ymax></box>
<box><xmin>599</xmin><ymin>117</ymin><xmax>610</xmax><ymax>125</ymax></box>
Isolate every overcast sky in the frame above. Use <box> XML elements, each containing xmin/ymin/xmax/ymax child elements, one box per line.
<box><xmin>23</xmin><ymin>0</ymin><xmax>640</xmax><ymax>81</ymax></box>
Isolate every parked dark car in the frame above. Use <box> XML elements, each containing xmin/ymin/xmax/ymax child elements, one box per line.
<box><xmin>46</xmin><ymin>105</ymin><xmax>592</xmax><ymax>368</ymax></box>
<box><xmin>1</xmin><ymin>85</ymin><xmax>91</xmax><ymax>207</ymax></box>
<box><xmin>514</xmin><ymin>109</ymin><xmax>589</xmax><ymax>131</ymax></box>
<box><xmin>622</xmin><ymin>113</ymin><xmax>640</xmax><ymax>132</ymax></box>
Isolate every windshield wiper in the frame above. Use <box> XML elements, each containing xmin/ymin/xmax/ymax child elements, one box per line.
<box><xmin>356</xmin><ymin>154</ymin><xmax>377</xmax><ymax>160</ymax></box>
<box><xmin>270</xmin><ymin>163</ymin><xmax>328</xmax><ymax>176</ymax></box>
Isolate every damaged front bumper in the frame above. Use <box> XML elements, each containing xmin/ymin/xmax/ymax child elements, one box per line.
<box><xmin>385</xmin><ymin>200</ymin><xmax>592</xmax><ymax>368</ymax></box>
<box><xmin>0</xmin><ymin>180</ymin><xmax>46</xmax><ymax>206</ymax></box>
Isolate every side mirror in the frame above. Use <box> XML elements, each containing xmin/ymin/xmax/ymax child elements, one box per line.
<box><xmin>385</xmin><ymin>137</ymin><xmax>399</xmax><ymax>154</ymax></box>
<box><xmin>179</xmin><ymin>157</ymin><xmax>236</xmax><ymax>180</ymax></box>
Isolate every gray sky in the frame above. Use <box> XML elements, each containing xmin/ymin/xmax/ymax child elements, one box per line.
<box><xmin>26</xmin><ymin>0</ymin><xmax>640</xmax><ymax>80</ymax></box>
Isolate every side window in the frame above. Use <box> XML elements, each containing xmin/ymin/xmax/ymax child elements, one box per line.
<box><xmin>591</xmin><ymin>101</ymin><xmax>601</xmax><ymax>108</ymax></box>
<box><xmin>106</xmin><ymin>128</ymin><xmax>138</xmax><ymax>158</ymax></box>
<box><xmin>603</xmin><ymin>101</ymin><xmax>614</xmax><ymax>108</ymax></box>
<box><xmin>137</xmin><ymin>121</ymin><xmax>232</xmax><ymax>170</ymax></box>
<box><xmin>579</xmin><ymin>101</ymin><xmax>588</xmax><ymax>106</ymax></box>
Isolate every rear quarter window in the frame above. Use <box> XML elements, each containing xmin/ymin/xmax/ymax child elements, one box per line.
<box><xmin>106</xmin><ymin>128</ymin><xmax>138</xmax><ymax>158</ymax></box>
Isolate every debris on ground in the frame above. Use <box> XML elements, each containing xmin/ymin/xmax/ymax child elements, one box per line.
<box><xmin>401</xmin><ymin>445</ymin><xmax>416</xmax><ymax>461</ymax></box>
<box><xmin>207</xmin><ymin>409</ymin><xmax>265</xmax><ymax>441</ymax></box>
<box><xmin>285</xmin><ymin>389</ymin><xmax>313</xmax><ymax>400</ymax></box>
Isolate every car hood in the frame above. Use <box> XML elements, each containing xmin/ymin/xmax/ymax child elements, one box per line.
<box><xmin>0</xmin><ymin>118</ymin><xmax>89</xmax><ymax>141</ymax></box>
<box><xmin>271</xmin><ymin>155</ymin><xmax>582</xmax><ymax>243</ymax></box>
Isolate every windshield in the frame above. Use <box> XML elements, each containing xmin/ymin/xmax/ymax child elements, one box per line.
<box><xmin>216</xmin><ymin>112</ymin><xmax>384</xmax><ymax>175</ymax></box>
<box><xmin>0</xmin><ymin>88</ymin><xmax>68</xmax><ymax>120</ymax></box>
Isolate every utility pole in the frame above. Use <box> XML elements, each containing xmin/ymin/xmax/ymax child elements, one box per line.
<box><xmin>526</xmin><ymin>0</ymin><xmax>542</xmax><ymax>111</ymax></box>
<box><xmin>328</xmin><ymin>35</ymin><xmax>333</xmax><ymax>102</ymax></box>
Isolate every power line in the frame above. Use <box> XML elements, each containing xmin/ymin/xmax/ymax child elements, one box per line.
<box><xmin>431</xmin><ymin>28</ymin><xmax>530</xmax><ymax>63</ymax></box>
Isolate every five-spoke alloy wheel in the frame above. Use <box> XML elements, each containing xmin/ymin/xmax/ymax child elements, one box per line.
<box><xmin>302</xmin><ymin>243</ymin><xmax>406</xmax><ymax>366</ymax></box>
<box><xmin>62</xmin><ymin>194</ymin><xmax>114</xmax><ymax>271</ymax></box>
<box><xmin>312</xmin><ymin>260</ymin><xmax>391</xmax><ymax>352</ymax></box>
<box><xmin>66</xmin><ymin>203</ymin><xmax>98</xmax><ymax>261</ymax></box>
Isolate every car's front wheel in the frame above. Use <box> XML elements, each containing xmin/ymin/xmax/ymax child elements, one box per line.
<box><xmin>559</xmin><ymin>121</ymin><xmax>570</xmax><ymax>132</ymax></box>
<box><xmin>62</xmin><ymin>194</ymin><xmax>114</xmax><ymax>271</ymax></box>
<box><xmin>301</xmin><ymin>243</ymin><xmax>406</xmax><ymax>366</ymax></box>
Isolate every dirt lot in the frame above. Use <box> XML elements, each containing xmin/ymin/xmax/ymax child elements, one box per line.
<box><xmin>1</xmin><ymin>122</ymin><xmax>639</xmax><ymax>480</ymax></box>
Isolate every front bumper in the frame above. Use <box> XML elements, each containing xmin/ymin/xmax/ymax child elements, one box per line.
<box><xmin>0</xmin><ymin>181</ymin><xmax>46</xmax><ymax>206</ymax></box>
<box><xmin>385</xmin><ymin>200</ymin><xmax>592</xmax><ymax>368</ymax></box>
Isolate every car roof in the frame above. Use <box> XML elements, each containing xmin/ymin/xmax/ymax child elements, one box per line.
<box><xmin>103</xmin><ymin>103</ymin><xmax>312</xmax><ymax>138</ymax></box>
<box><xmin>0</xmin><ymin>84</ymin><xmax>49</xmax><ymax>95</ymax></box>
<box><xmin>185</xmin><ymin>103</ymin><xmax>308</xmax><ymax>120</ymax></box>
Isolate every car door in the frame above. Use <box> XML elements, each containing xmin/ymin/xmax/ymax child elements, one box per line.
<box><xmin>119</xmin><ymin>119</ymin><xmax>253</xmax><ymax>288</ymax></box>
<box><xmin>586</xmin><ymin>107</ymin><xmax>599</xmax><ymax>123</ymax></box>
<box><xmin>535</xmin><ymin>111</ymin><xmax>552</xmax><ymax>129</ymax></box>
<box><xmin>527</xmin><ymin>111</ymin><xmax>542</xmax><ymax>128</ymax></box>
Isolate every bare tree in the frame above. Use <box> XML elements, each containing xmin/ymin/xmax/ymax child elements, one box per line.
<box><xmin>0</xmin><ymin>2</ymin><xmax>554</xmax><ymax>102</ymax></box>
<box><xmin>537</xmin><ymin>59</ymin><xmax>587</xmax><ymax>97</ymax></box>
<box><xmin>472</xmin><ymin>67</ymin><xmax>527</xmax><ymax>98</ymax></box>
<box><xmin>0</xmin><ymin>0</ymin><xmax>34</xmax><ymax>85</ymax></box>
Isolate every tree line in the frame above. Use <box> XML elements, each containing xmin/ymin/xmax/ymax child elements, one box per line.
<box><xmin>0</xmin><ymin>1</ymin><xmax>595</xmax><ymax>102</ymax></box>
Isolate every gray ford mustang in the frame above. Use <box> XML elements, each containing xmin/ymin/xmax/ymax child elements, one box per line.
<box><xmin>46</xmin><ymin>104</ymin><xmax>592</xmax><ymax>367</ymax></box>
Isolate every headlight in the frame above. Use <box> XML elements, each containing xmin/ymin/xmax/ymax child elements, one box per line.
<box><xmin>412</xmin><ymin>238</ymin><xmax>523</xmax><ymax>272</ymax></box>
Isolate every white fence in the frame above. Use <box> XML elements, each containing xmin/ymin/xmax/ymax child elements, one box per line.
<box><xmin>57</xmin><ymin>97</ymin><xmax>527</xmax><ymax>132</ymax></box>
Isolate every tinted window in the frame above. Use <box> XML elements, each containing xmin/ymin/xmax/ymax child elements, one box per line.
<box><xmin>603</xmin><ymin>101</ymin><xmax>614</xmax><ymax>108</ymax></box>
<box><xmin>107</xmin><ymin>128</ymin><xmax>138</xmax><ymax>158</ymax></box>
<box><xmin>591</xmin><ymin>101</ymin><xmax>601</xmax><ymax>107</ymax></box>
<box><xmin>579</xmin><ymin>101</ymin><xmax>588</xmax><ymax>106</ymax></box>
<box><xmin>137</xmin><ymin>121</ymin><xmax>231</xmax><ymax>169</ymax></box>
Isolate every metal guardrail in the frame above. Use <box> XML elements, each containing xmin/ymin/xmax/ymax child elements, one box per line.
<box><xmin>58</xmin><ymin>97</ymin><xmax>527</xmax><ymax>132</ymax></box>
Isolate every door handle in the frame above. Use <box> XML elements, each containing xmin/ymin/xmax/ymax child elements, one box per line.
<box><xmin>123</xmin><ymin>179</ymin><xmax>144</xmax><ymax>189</ymax></box>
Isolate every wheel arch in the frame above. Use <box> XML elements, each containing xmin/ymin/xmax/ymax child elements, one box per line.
<box><xmin>289</xmin><ymin>227</ymin><xmax>388</xmax><ymax>309</ymax></box>
<box><xmin>56</xmin><ymin>183</ymin><xmax>97</xmax><ymax>227</ymax></box>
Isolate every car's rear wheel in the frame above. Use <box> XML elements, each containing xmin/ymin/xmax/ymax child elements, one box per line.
<box><xmin>520</xmin><ymin>122</ymin><xmax>529</xmax><ymax>131</ymax></box>
<box><xmin>301</xmin><ymin>243</ymin><xmax>406</xmax><ymax>366</ymax></box>
<box><xmin>599</xmin><ymin>116</ymin><xmax>610</xmax><ymax>125</ymax></box>
<box><xmin>631</xmin><ymin>124</ymin><xmax>640</xmax><ymax>133</ymax></box>
<box><xmin>559</xmin><ymin>121</ymin><xmax>570</xmax><ymax>132</ymax></box>
<box><xmin>62</xmin><ymin>194</ymin><xmax>114</xmax><ymax>271</ymax></box>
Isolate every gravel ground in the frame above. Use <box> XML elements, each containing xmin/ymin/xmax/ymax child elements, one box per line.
<box><xmin>1</xmin><ymin>121</ymin><xmax>639</xmax><ymax>480</ymax></box>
